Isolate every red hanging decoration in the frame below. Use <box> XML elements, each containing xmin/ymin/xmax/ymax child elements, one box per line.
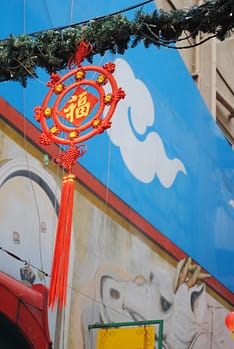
<box><xmin>68</xmin><ymin>41</ymin><xmax>93</xmax><ymax>68</ymax></box>
<box><xmin>225</xmin><ymin>312</ymin><xmax>234</xmax><ymax>340</ymax></box>
<box><xmin>34</xmin><ymin>41</ymin><xmax>125</xmax><ymax>309</ymax></box>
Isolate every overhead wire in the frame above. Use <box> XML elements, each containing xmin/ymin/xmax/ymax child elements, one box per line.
<box><xmin>0</xmin><ymin>0</ymin><xmax>229</xmax><ymax>47</ymax></box>
<box><xmin>140</xmin><ymin>0</ymin><xmax>229</xmax><ymax>49</ymax></box>
<box><xmin>44</xmin><ymin>0</ymin><xmax>54</xmax><ymax>28</ymax></box>
<box><xmin>0</xmin><ymin>245</ymin><xmax>49</xmax><ymax>277</ymax></box>
<box><xmin>21</xmin><ymin>0</ymin><xmax>48</xmax><ymax>288</ymax></box>
<box><xmin>103</xmin><ymin>0</ymin><xmax>150</xmax><ymax>206</ymax></box>
<box><xmin>0</xmin><ymin>245</ymin><xmax>134</xmax><ymax>321</ymax></box>
<box><xmin>143</xmin><ymin>23</ymin><xmax>217</xmax><ymax>49</ymax></box>
<box><xmin>1</xmin><ymin>243</ymin><xmax>233</xmax><ymax>326</ymax></box>
<box><xmin>1</xmin><ymin>0</ymin><xmax>232</xmax><ymax>88</ymax></box>
<box><xmin>70</xmin><ymin>0</ymin><xmax>75</xmax><ymax>25</ymax></box>
<box><xmin>24</xmin><ymin>0</ymin><xmax>154</xmax><ymax>36</ymax></box>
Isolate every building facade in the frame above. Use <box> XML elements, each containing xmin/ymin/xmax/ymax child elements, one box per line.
<box><xmin>0</xmin><ymin>1</ymin><xmax>233</xmax><ymax>348</ymax></box>
<box><xmin>156</xmin><ymin>0</ymin><xmax>234</xmax><ymax>145</ymax></box>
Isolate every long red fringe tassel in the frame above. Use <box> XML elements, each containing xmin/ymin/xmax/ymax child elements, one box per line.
<box><xmin>48</xmin><ymin>174</ymin><xmax>75</xmax><ymax>309</ymax></box>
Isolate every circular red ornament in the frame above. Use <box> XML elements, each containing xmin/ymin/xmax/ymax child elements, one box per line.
<box><xmin>225</xmin><ymin>312</ymin><xmax>234</xmax><ymax>332</ymax></box>
<box><xmin>35</xmin><ymin>62</ymin><xmax>125</xmax><ymax>148</ymax></box>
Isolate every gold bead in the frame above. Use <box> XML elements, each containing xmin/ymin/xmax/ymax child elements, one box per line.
<box><xmin>50</xmin><ymin>126</ymin><xmax>60</xmax><ymax>135</ymax></box>
<box><xmin>75</xmin><ymin>70</ymin><xmax>85</xmax><ymax>80</ymax></box>
<box><xmin>97</xmin><ymin>74</ymin><xmax>106</xmax><ymax>85</ymax></box>
<box><xmin>44</xmin><ymin>107</ymin><xmax>52</xmax><ymax>118</ymax></box>
<box><xmin>93</xmin><ymin>118</ymin><xmax>101</xmax><ymax>127</ymax></box>
<box><xmin>54</xmin><ymin>84</ymin><xmax>63</xmax><ymax>94</ymax></box>
<box><xmin>104</xmin><ymin>93</ymin><xmax>113</xmax><ymax>105</ymax></box>
<box><xmin>69</xmin><ymin>130</ymin><xmax>79</xmax><ymax>139</ymax></box>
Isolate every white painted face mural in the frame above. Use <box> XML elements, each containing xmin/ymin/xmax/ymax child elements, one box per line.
<box><xmin>81</xmin><ymin>258</ymin><xmax>229</xmax><ymax>349</ymax></box>
<box><xmin>109</xmin><ymin>58</ymin><xmax>187</xmax><ymax>188</ymax></box>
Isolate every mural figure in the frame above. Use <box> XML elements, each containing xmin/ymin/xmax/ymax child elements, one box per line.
<box><xmin>81</xmin><ymin>258</ymin><xmax>226</xmax><ymax>349</ymax></box>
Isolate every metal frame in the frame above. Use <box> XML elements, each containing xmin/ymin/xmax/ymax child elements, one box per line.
<box><xmin>88</xmin><ymin>319</ymin><xmax>163</xmax><ymax>349</ymax></box>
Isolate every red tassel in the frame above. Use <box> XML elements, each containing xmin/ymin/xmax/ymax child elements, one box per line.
<box><xmin>68</xmin><ymin>41</ymin><xmax>93</xmax><ymax>69</ymax></box>
<box><xmin>49</xmin><ymin>174</ymin><xmax>75</xmax><ymax>309</ymax></box>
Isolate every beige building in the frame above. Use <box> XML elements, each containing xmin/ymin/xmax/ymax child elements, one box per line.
<box><xmin>156</xmin><ymin>0</ymin><xmax>234</xmax><ymax>146</ymax></box>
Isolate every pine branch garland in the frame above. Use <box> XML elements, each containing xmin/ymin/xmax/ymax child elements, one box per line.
<box><xmin>0</xmin><ymin>0</ymin><xmax>233</xmax><ymax>86</ymax></box>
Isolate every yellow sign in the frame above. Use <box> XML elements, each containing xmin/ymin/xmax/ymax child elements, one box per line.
<box><xmin>96</xmin><ymin>326</ymin><xmax>155</xmax><ymax>349</ymax></box>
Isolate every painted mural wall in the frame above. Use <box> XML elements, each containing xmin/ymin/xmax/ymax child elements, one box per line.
<box><xmin>0</xmin><ymin>106</ymin><xmax>233</xmax><ymax>349</ymax></box>
<box><xmin>71</xmin><ymin>203</ymin><xmax>232</xmax><ymax>349</ymax></box>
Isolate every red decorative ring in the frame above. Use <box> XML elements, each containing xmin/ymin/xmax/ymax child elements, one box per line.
<box><xmin>34</xmin><ymin>62</ymin><xmax>125</xmax><ymax>147</ymax></box>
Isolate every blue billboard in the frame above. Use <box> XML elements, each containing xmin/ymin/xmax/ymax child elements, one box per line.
<box><xmin>1</xmin><ymin>0</ymin><xmax>234</xmax><ymax>295</ymax></box>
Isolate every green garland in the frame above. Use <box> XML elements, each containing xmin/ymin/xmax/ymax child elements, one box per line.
<box><xmin>0</xmin><ymin>0</ymin><xmax>233</xmax><ymax>86</ymax></box>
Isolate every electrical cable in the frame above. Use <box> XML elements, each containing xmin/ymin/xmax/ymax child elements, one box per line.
<box><xmin>0</xmin><ymin>246</ymin><xmax>139</xmax><ymax>321</ymax></box>
<box><xmin>26</xmin><ymin>0</ymin><xmax>154</xmax><ymax>36</ymax></box>
<box><xmin>1</xmin><ymin>244</ymin><xmax>233</xmax><ymax>322</ymax></box>
<box><xmin>44</xmin><ymin>0</ymin><xmax>54</xmax><ymax>28</ymax></box>
<box><xmin>0</xmin><ymin>246</ymin><xmax>49</xmax><ymax>277</ymax></box>
<box><xmin>0</xmin><ymin>0</ymin><xmax>233</xmax><ymax>87</ymax></box>
<box><xmin>70</xmin><ymin>0</ymin><xmax>74</xmax><ymax>25</ymax></box>
<box><xmin>142</xmin><ymin>25</ymin><xmax>217</xmax><ymax>49</ymax></box>
<box><xmin>22</xmin><ymin>0</ymin><xmax>47</xmax><ymax>288</ymax></box>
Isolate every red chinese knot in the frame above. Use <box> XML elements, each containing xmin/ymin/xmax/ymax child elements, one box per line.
<box><xmin>33</xmin><ymin>42</ymin><xmax>125</xmax><ymax>310</ymax></box>
<box><xmin>34</xmin><ymin>43</ymin><xmax>125</xmax><ymax>169</ymax></box>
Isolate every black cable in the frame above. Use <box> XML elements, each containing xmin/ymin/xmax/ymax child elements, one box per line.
<box><xmin>143</xmin><ymin>23</ymin><xmax>218</xmax><ymax>50</ymax></box>
<box><xmin>0</xmin><ymin>246</ymin><xmax>49</xmax><ymax>277</ymax></box>
<box><xmin>28</xmin><ymin>0</ymin><xmax>154</xmax><ymax>37</ymax></box>
<box><xmin>0</xmin><ymin>0</ymin><xmax>233</xmax><ymax>86</ymax></box>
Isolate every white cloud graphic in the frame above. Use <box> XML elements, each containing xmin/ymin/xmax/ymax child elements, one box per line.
<box><xmin>229</xmin><ymin>199</ymin><xmax>234</xmax><ymax>208</ymax></box>
<box><xmin>108</xmin><ymin>58</ymin><xmax>187</xmax><ymax>188</ymax></box>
